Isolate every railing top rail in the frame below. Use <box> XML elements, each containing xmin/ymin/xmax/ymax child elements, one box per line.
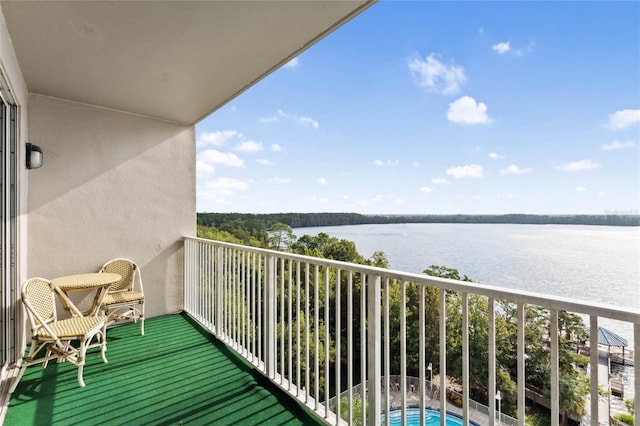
<box><xmin>184</xmin><ymin>236</ymin><xmax>640</xmax><ymax>323</ymax></box>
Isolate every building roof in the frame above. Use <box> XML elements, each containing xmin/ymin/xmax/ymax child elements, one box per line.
<box><xmin>1</xmin><ymin>1</ymin><xmax>373</xmax><ymax>125</ymax></box>
<box><xmin>588</xmin><ymin>326</ymin><xmax>628</xmax><ymax>347</ymax></box>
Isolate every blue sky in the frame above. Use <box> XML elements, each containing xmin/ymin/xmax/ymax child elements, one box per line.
<box><xmin>195</xmin><ymin>1</ymin><xmax>640</xmax><ymax>215</ymax></box>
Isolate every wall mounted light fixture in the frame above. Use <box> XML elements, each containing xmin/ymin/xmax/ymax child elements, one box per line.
<box><xmin>26</xmin><ymin>143</ymin><xmax>43</xmax><ymax>169</ymax></box>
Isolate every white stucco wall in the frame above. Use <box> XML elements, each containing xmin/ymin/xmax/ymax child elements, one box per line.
<box><xmin>27</xmin><ymin>94</ymin><xmax>195</xmax><ymax>318</ymax></box>
<box><xmin>0</xmin><ymin>2</ymin><xmax>29</xmax><ymax>291</ymax></box>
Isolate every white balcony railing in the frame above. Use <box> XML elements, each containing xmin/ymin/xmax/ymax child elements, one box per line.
<box><xmin>184</xmin><ymin>236</ymin><xmax>640</xmax><ymax>426</ymax></box>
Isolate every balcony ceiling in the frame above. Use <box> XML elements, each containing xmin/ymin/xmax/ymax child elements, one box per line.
<box><xmin>1</xmin><ymin>1</ymin><xmax>373</xmax><ymax>125</ymax></box>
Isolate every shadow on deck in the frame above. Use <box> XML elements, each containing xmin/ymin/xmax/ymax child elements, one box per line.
<box><xmin>4</xmin><ymin>313</ymin><xmax>323</xmax><ymax>426</ymax></box>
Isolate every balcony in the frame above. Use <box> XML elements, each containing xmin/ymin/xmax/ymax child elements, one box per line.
<box><xmin>4</xmin><ymin>237</ymin><xmax>639</xmax><ymax>425</ymax></box>
<box><xmin>4</xmin><ymin>313</ymin><xmax>323</xmax><ymax>425</ymax></box>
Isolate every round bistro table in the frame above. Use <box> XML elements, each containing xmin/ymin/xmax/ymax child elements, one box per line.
<box><xmin>52</xmin><ymin>272</ymin><xmax>121</xmax><ymax>317</ymax></box>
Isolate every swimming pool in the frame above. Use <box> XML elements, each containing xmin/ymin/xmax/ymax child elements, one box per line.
<box><xmin>381</xmin><ymin>408</ymin><xmax>475</xmax><ymax>426</ymax></box>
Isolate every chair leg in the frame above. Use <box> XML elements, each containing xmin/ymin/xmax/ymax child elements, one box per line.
<box><xmin>77</xmin><ymin>338</ymin><xmax>89</xmax><ymax>387</ymax></box>
<box><xmin>8</xmin><ymin>340</ymin><xmax>40</xmax><ymax>393</ymax></box>
<box><xmin>77</xmin><ymin>364</ymin><xmax>86</xmax><ymax>388</ymax></box>
<box><xmin>140</xmin><ymin>303</ymin><xmax>145</xmax><ymax>336</ymax></box>
<box><xmin>100</xmin><ymin>328</ymin><xmax>108</xmax><ymax>364</ymax></box>
<box><xmin>8</xmin><ymin>363</ymin><xmax>27</xmax><ymax>393</ymax></box>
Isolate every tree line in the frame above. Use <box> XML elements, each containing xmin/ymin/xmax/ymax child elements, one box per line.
<box><xmin>198</xmin><ymin>212</ymin><xmax>640</xmax><ymax>228</ymax></box>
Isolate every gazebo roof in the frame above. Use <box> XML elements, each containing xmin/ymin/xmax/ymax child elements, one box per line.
<box><xmin>587</xmin><ymin>326</ymin><xmax>628</xmax><ymax>347</ymax></box>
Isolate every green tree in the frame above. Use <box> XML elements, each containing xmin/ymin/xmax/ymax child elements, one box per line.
<box><xmin>268</xmin><ymin>222</ymin><xmax>296</xmax><ymax>251</ymax></box>
<box><xmin>197</xmin><ymin>224</ymin><xmax>243</xmax><ymax>244</ymax></box>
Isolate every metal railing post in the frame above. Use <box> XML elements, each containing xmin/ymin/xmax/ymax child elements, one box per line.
<box><xmin>367</xmin><ymin>274</ymin><xmax>381</xmax><ymax>426</ymax></box>
<box><xmin>264</xmin><ymin>253</ymin><xmax>276</xmax><ymax>379</ymax></box>
<box><xmin>215</xmin><ymin>245</ymin><xmax>224</xmax><ymax>338</ymax></box>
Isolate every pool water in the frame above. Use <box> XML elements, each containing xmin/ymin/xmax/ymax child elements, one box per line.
<box><xmin>382</xmin><ymin>408</ymin><xmax>465</xmax><ymax>426</ymax></box>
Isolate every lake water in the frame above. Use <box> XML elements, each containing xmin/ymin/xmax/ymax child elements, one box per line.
<box><xmin>294</xmin><ymin>223</ymin><xmax>639</xmax><ymax>341</ymax></box>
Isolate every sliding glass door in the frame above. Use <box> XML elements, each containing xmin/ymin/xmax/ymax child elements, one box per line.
<box><xmin>0</xmin><ymin>82</ymin><xmax>18</xmax><ymax>368</ymax></box>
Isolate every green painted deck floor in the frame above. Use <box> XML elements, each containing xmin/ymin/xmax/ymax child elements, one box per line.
<box><xmin>5</xmin><ymin>313</ymin><xmax>324</xmax><ymax>426</ymax></box>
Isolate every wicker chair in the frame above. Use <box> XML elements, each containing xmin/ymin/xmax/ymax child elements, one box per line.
<box><xmin>98</xmin><ymin>258</ymin><xmax>145</xmax><ymax>335</ymax></box>
<box><xmin>9</xmin><ymin>277</ymin><xmax>108</xmax><ymax>392</ymax></box>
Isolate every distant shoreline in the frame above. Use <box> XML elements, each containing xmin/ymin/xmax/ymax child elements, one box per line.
<box><xmin>197</xmin><ymin>212</ymin><xmax>640</xmax><ymax>228</ymax></box>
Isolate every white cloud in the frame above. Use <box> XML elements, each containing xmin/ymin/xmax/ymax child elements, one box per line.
<box><xmin>576</xmin><ymin>186</ymin><xmax>588</xmax><ymax>192</ymax></box>
<box><xmin>557</xmin><ymin>159</ymin><xmax>600</xmax><ymax>172</ymax></box>
<box><xmin>263</xmin><ymin>109</ymin><xmax>319</xmax><ymax>129</ymax></box>
<box><xmin>492</xmin><ymin>41</ymin><xmax>511</xmax><ymax>54</ymax></box>
<box><xmin>408</xmin><ymin>53</ymin><xmax>466</xmax><ymax>95</ymax></box>
<box><xmin>447</xmin><ymin>96</ymin><xmax>492</xmax><ymax>125</ymax></box>
<box><xmin>492</xmin><ymin>40</ymin><xmax>534</xmax><ymax>56</ymax></box>
<box><xmin>268</xmin><ymin>177</ymin><xmax>291</xmax><ymax>184</ymax></box>
<box><xmin>256</xmin><ymin>159</ymin><xmax>275</xmax><ymax>166</ymax></box>
<box><xmin>395</xmin><ymin>198</ymin><xmax>405</xmax><ymax>204</ymax></box>
<box><xmin>271</xmin><ymin>144</ymin><xmax>282</xmax><ymax>152</ymax></box>
<box><xmin>196</xmin><ymin>160</ymin><xmax>214</xmax><ymax>177</ymax></box>
<box><xmin>318</xmin><ymin>177</ymin><xmax>328</xmax><ymax>185</ymax></box>
<box><xmin>432</xmin><ymin>177</ymin><xmax>449</xmax><ymax>185</ymax></box>
<box><xmin>259</xmin><ymin>115</ymin><xmax>279</xmax><ymax>123</ymax></box>
<box><xmin>298</xmin><ymin>116</ymin><xmax>319</xmax><ymax>129</ymax></box>
<box><xmin>198</xmin><ymin>149</ymin><xmax>244</xmax><ymax>167</ymax></box>
<box><xmin>500</xmin><ymin>164</ymin><xmax>532</xmax><ymax>175</ymax></box>
<box><xmin>204</xmin><ymin>178</ymin><xmax>249</xmax><ymax>195</ymax></box>
<box><xmin>284</xmin><ymin>57</ymin><xmax>299</xmax><ymax>68</ymax></box>
<box><xmin>602</xmin><ymin>140</ymin><xmax>637</xmax><ymax>151</ymax></box>
<box><xmin>420</xmin><ymin>186</ymin><xmax>433</xmax><ymax>193</ymax></box>
<box><xmin>305</xmin><ymin>195</ymin><xmax>329</xmax><ymax>203</ymax></box>
<box><xmin>374</xmin><ymin>159</ymin><xmax>399</xmax><ymax>167</ymax></box>
<box><xmin>489</xmin><ymin>152</ymin><xmax>505</xmax><ymax>159</ymax></box>
<box><xmin>605</xmin><ymin>109</ymin><xmax>640</xmax><ymax>130</ymax></box>
<box><xmin>235</xmin><ymin>140</ymin><xmax>263</xmax><ymax>153</ymax></box>
<box><xmin>446</xmin><ymin>164</ymin><xmax>484</xmax><ymax>178</ymax></box>
<box><xmin>197</xmin><ymin>130</ymin><xmax>239</xmax><ymax>147</ymax></box>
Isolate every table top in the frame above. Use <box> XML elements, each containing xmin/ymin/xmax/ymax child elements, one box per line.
<box><xmin>52</xmin><ymin>272</ymin><xmax>121</xmax><ymax>290</ymax></box>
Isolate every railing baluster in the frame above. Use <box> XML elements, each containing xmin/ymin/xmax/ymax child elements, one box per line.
<box><xmin>242</xmin><ymin>251</ymin><xmax>246</xmax><ymax>355</ymax></box>
<box><xmin>280</xmin><ymin>257</ymin><xmax>285</xmax><ymax>383</ymax></box>
<box><xmin>296</xmin><ymin>261</ymin><xmax>301</xmax><ymax>397</ymax></box>
<box><xmin>265</xmin><ymin>253</ymin><xmax>276</xmax><ymax>379</ymax></box>
<box><xmin>419</xmin><ymin>283</ymin><xmax>425</xmax><ymax>426</ymax></box>
<box><xmin>550</xmin><ymin>309</ymin><xmax>559</xmax><ymax>426</ymax></box>
<box><xmin>590</xmin><ymin>315</ymin><xmax>599</xmax><ymax>426</ymax></box>
<box><xmin>384</xmin><ymin>278</ymin><xmax>390</xmax><ymax>426</ymax></box>
<box><xmin>348</xmin><ymin>271</ymin><xmax>353</xmax><ymax>426</ymax></box>
<box><xmin>517</xmin><ymin>302</ymin><xmax>525</xmax><ymax>425</ymax></box>
<box><xmin>288</xmin><ymin>258</ymin><xmax>293</xmax><ymax>390</ymax></box>
<box><xmin>258</xmin><ymin>253</ymin><xmax>262</xmax><ymax>365</ymax></box>
<box><xmin>400</xmin><ymin>280</ymin><xmax>407</xmax><ymax>426</ymax></box>
<box><xmin>462</xmin><ymin>292</ymin><xmax>469</xmax><ymax>425</ymax></box>
<box><xmin>305</xmin><ymin>262</ymin><xmax>310</xmax><ymax>403</ymax></box>
<box><xmin>335</xmin><ymin>268</ymin><xmax>341</xmax><ymax>426</ymax></box>
<box><xmin>361</xmin><ymin>273</ymin><xmax>366</xmax><ymax>426</ymax></box>
<box><xmin>635</xmin><ymin>323</ymin><xmax>639</xmax><ymax>426</ymax></box>
<box><xmin>251</xmin><ymin>252</ymin><xmax>256</xmax><ymax>365</ymax></box>
<box><xmin>324</xmin><ymin>267</ymin><xmax>330</xmax><ymax>419</ymax></box>
<box><xmin>366</xmin><ymin>274</ymin><xmax>381</xmax><ymax>426</ymax></box>
<box><xmin>489</xmin><ymin>296</ymin><xmax>496</xmax><ymax>426</ymax></box>
<box><xmin>439</xmin><ymin>288</ymin><xmax>446</xmax><ymax>426</ymax></box>
<box><xmin>314</xmin><ymin>264</ymin><xmax>319</xmax><ymax>409</ymax></box>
